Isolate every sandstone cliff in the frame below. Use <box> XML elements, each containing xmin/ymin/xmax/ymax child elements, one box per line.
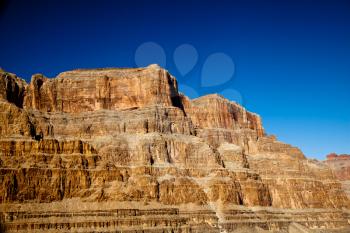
<box><xmin>325</xmin><ymin>153</ymin><xmax>350</xmax><ymax>197</ymax></box>
<box><xmin>0</xmin><ymin>65</ymin><xmax>349</xmax><ymax>233</ymax></box>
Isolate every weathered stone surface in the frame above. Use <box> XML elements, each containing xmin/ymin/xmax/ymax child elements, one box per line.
<box><xmin>326</xmin><ymin>153</ymin><xmax>350</xmax><ymax>180</ymax></box>
<box><xmin>23</xmin><ymin>65</ymin><xmax>183</xmax><ymax>113</ymax></box>
<box><xmin>0</xmin><ymin>66</ymin><xmax>349</xmax><ymax>233</ymax></box>
<box><xmin>325</xmin><ymin>153</ymin><xmax>350</xmax><ymax>198</ymax></box>
<box><xmin>0</xmin><ymin>71</ymin><xmax>26</xmax><ymax>108</ymax></box>
<box><xmin>185</xmin><ymin>94</ymin><xmax>264</xmax><ymax>137</ymax></box>
<box><xmin>0</xmin><ymin>101</ymin><xmax>35</xmax><ymax>137</ymax></box>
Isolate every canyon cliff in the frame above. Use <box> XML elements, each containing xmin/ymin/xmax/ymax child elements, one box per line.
<box><xmin>0</xmin><ymin>65</ymin><xmax>349</xmax><ymax>233</ymax></box>
<box><xmin>325</xmin><ymin>153</ymin><xmax>350</xmax><ymax>198</ymax></box>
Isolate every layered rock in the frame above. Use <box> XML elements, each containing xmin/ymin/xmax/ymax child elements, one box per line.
<box><xmin>0</xmin><ymin>66</ymin><xmax>349</xmax><ymax>233</ymax></box>
<box><xmin>326</xmin><ymin>153</ymin><xmax>350</xmax><ymax>181</ymax></box>
<box><xmin>23</xmin><ymin>64</ymin><xmax>183</xmax><ymax>113</ymax></box>
<box><xmin>325</xmin><ymin>153</ymin><xmax>350</xmax><ymax>197</ymax></box>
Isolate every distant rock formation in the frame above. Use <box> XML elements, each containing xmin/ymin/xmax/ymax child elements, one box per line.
<box><xmin>325</xmin><ymin>153</ymin><xmax>350</xmax><ymax>181</ymax></box>
<box><xmin>325</xmin><ymin>153</ymin><xmax>350</xmax><ymax>197</ymax></box>
<box><xmin>0</xmin><ymin>65</ymin><xmax>349</xmax><ymax>232</ymax></box>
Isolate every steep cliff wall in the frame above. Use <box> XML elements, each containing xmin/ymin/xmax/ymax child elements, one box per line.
<box><xmin>325</xmin><ymin>153</ymin><xmax>350</xmax><ymax>197</ymax></box>
<box><xmin>23</xmin><ymin>64</ymin><xmax>182</xmax><ymax>112</ymax></box>
<box><xmin>0</xmin><ymin>66</ymin><xmax>349</xmax><ymax>233</ymax></box>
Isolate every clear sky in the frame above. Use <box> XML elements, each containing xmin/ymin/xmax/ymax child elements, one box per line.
<box><xmin>0</xmin><ymin>0</ymin><xmax>349</xmax><ymax>159</ymax></box>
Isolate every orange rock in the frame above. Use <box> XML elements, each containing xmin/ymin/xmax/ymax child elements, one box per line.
<box><xmin>0</xmin><ymin>66</ymin><xmax>349</xmax><ymax>232</ymax></box>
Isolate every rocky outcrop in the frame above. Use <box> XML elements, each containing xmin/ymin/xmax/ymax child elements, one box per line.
<box><xmin>325</xmin><ymin>153</ymin><xmax>350</xmax><ymax>197</ymax></box>
<box><xmin>23</xmin><ymin>64</ymin><xmax>183</xmax><ymax>113</ymax></box>
<box><xmin>0</xmin><ymin>66</ymin><xmax>349</xmax><ymax>233</ymax></box>
<box><xmin>0</xmin><ymin>71</ymin><xmax>26</xmax><ymax>108</ymax></box>
<box><xmin>185</xmin><ymin>94</ymin><xmax>264</xmax><ymax>136</ymax></box>
<box><xmin>326</xmin><ymin>153</ymin><xmax>350</xmax><ymax>180</ymax></box>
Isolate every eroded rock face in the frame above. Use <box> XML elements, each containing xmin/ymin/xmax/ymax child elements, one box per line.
<box><xmin>185</xmin><ymin>94</ymin><xmax>264</xmax><ymax>137</ymax></box>
<box><xmin>326</xmin><ymin>153</ymin><xmax>350</xmax><ymax>181</ymax></box>
<box><xmin>325</xmin><ymin>153</ymin><xmax>350</xmax><ymax>197</ymax></box>
<box><xmin>0</xmin><ymin>66</ymin><xmax>349</xmax><ymax>233</ymax></box>
<box><xmin>23</xmin><ymin>65</ymin><xmax>183</xmax><ymax>113</ymax></box>
<box><xmin>0</xmin><ymin>71</ymin><xmax>26</xmax><ymax>108</ymax></box>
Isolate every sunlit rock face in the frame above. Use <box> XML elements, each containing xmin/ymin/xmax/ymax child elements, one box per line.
<box><xmin>0</xmin><ymin>66</ymin><xmax>349</xmax><ymax>233</ymax></box>
<box><xmin>325</xmin><ymin>153</ymin><xmax>350</xmax><ymax>197</ymax></box>
<box><xmin>23</xmin><ymin>65</ymin><xmax>181</xmax><ymax>113</ymax></box>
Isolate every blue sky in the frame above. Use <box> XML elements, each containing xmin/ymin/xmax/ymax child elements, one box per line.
<box><xmin>0</xmin><ymin>0</ymin><xmax>349</xmax><ymax>159</ymax></box>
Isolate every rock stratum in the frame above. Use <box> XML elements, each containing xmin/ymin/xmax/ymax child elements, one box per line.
<box><xmin>325</xmin><ymin>154</ymin><xmax>350</xmax><ymax>199</ymax></box>
<box><xmin>0</xmin><ymin>65</ymin><xmax>349</xmax><ymax>233</ymax></box>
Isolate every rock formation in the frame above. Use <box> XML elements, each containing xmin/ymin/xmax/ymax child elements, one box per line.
<box><xmin>325</xmin><ymin>153</ymin><xmax>350</xmax><ymax>197</ymax></box>
<box><xmin>0</xmin><ymin>65</ymin><xmax>349</xmax><ymax>233</ymax></box>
